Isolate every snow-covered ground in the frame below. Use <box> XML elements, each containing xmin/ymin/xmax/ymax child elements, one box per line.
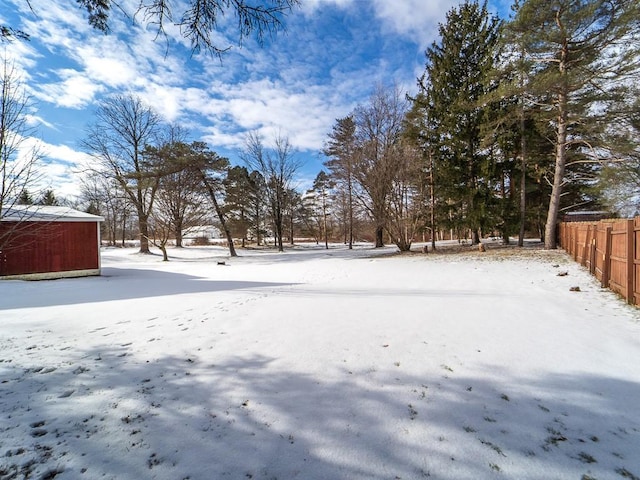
<box><xmin>1</xmin><ymin>242</ymin><xmax>639</xmax><ymax>480</ymax></box>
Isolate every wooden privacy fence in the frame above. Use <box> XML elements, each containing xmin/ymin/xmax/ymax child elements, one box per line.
<box><xmin>558</xmin><ymin>218</ymin><xmax>640</xmax><ymax>305</ymax></box>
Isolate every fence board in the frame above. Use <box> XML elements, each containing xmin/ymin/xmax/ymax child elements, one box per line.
<box><xmin>559</xmin><ymin>219</ymin><xmax>637</xmax><ymax>305</ymax></box>
<box><xmin>634</xmin><ymin>218</ymin><xmax>640</xmax><ymax>305</ymax></box>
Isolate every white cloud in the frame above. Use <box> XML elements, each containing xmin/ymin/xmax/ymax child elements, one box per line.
<box><xmin>44</xmin><ymin>143</ymin><xmax>91</xmax><ymax>167</ymax></box>
<box><xmin>200</xmin><ymin>126</ymin><xmax>246</xmax><ymax>150</ymax></box>
<box><xmin>193</xmin><ymin>77</ymin><xmax>348</xmax><ymax>153</ymax></box>
<box><xmin>25</xmin><ymin>114</ymin><xmax>55</xmax><ymax>130</ymax></box>
<box><xmin>12</xmin><ymin>0</ymin><xmax>190</xmax><ymax>111</ymax></box>
<box><xmin>39</xmin><ymin>141</ymin><xmax>93</xmax><ymax>198</ymax></box>
<box><xmin>4</xmin><ymin>0</ymin><xmax>438</xmax><ymax>195</ymax></box>
<box><xmin>300</xmin><ymin>0</ymin><xmax>354</xmax><ymax>14</ymax></box>
<box><xmin>371</xmin><ymin>0</ymin><xmax>458</xmax><ymax>46</ymax></box>
<box><xmin>2</xmin><ymin>134</ymin><xmax>75</xmax><ymax>199</ymax></box>
<box><xmin>138</xmin><ymin>84</ymin><xmax>188</xmax><ymax>122</ymax></box>
<box><xmin>36</xmin><ymin>69</ymin><xmax>104</xmax><ymax>108</ymax></box>
<box><xmin>1</xmin><ymin>37</ymin><xmax>41</xmax><ymax>74</ymax></box>
<box><xmin>80</xmin><ymin>51</ymin><xmax>138</xmax><ymax>88</ymax></box>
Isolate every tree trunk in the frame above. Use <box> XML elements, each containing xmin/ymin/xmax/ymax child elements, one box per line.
<box><xmin>322</xmin><ymin>196</ymin><xmax>329</xmax><ymax>250</ymax></box>
<box><xmin>121</xmin><ymin>211</ymin><xmax>127</xmax><ymax>247</ymax></box>
<box><xmin>109</xmin><ymin>219</ymin><xmax>116</xmax><ymax>246</ymax></box>
<box><xmin>544</xmin><ymin>115</ymin><xmax>567</xmax><ymax>249</ymax></box>
<box><xmin>429</xmin><ymin>152</ymin><xmax>436</xmax><ymax>251</ymax></box>
<box><xmin>255</xmin><ymin>202</ymin><xmax>261</xmax><ymax>246</ymax></box>
<box><xmin>289</xmin><ymin>211</ymin><xmax>294</xmax><ymax>246</ymax></box>
<box><xmin>518</xmin><ymin>95</ymin><xmax>527</xmax><ymax>247</ymax></box>
<box><xmin>138</xmin><ymin>212</ymin><xmax>150</xmax><ymax>253</ymax></box>
<box><xmin>545</xmin><ymin>43</ymin><xmax>569</xmax><ymax>250</ymax></box>
<box><xmin>175</xmin><ymin>226</ymin><xmax>183</xmax><ymax>248</ymax></box>
<box><xmin>348</xmin><ymin>175</ymin><xmax>353</xmax><ymax>249</ymax></box>
<box><xmin>375</xmin><ymin>225</ymin><xmax>384</xmax><ymax>247</ymax></box>
<box><xmin>201</xmin><ymin>173</ymin><xmax>237</xmax><ymax>257</ymax></box>
<box><xmin>275</xmin><ymin>205</ymin><xmax>284</xmax><ymax>252</ymax></box>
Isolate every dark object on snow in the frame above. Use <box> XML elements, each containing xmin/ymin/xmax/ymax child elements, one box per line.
<box><xmin>557</xmin><ymin>271</ymin><xmax>569</xmax><ymax>276</ymax></box>
<box><xmin>217</xmin><ymin>261</ymin><xmax>226</xmax><ymax>266</ymax></box>
<box><xmin>570</xmin><ymin>286</ymin><xmax>581</xmax><ymax>292</ymax></box>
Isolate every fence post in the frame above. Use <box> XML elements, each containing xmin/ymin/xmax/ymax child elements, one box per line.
<box><xmin>582</xmin><ymin>225</ymin><xmax>590</xmax><ymax>267</ymax></box>
<box><xmin>590</xmin><ymin>237</ymin><xmax>597</xmax><ymax>275</ymax></box>
<box><xmin>602</xmin><ymin>225</ymin><xmax>612</xmax><ymax>289</ymax></box>
<box><xmin>627</xmin><ymin>219</ymin><xmax>634</xmax><ymax>305</ymax></box>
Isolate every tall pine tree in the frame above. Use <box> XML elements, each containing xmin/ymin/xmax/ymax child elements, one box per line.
<box><xmin>421</xmin><ymin>0</ymin><xmax>502</xmax><ymax>244</ymax></box>
<box><xmin>323</xmin><ymin>116</ymin><xmax>357</xmax><ymax>249</ymax></box>
<box><xmin>507</xmin><ymin>0</ymin><xmax>640</xmax><ymax>248</ymax></box>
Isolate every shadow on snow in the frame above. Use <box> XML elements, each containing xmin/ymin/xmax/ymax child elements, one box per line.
<box><xmin>1</xmin><ymin>347</ymin><xmax>639</xmax><ymax>479</ymax></box>
<box><xmin>0</xmin><ymin>268</ymin><xmax>295</xmax><ymax>310</ymax></box>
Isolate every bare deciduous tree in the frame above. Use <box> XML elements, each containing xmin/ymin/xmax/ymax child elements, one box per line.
<box><xmin>0</xmin><ymin>56</ymin><xmax>43</xmax><ymax>249</ymax></box>
<box><xmin>352</xmin><ymin>84</ymin><xmax>408</xmax><ymax>248</ymax></box>
<box><xmin>241</xmin><ymin>131</ymin><xmax>301</xmax><ymax>252</ymax></box>
<box><xmin>83</xmin><ymin>94</ymin><xmax>162</xmax><ymax>254</ymax></box>
<box><xmin>80</xmin><ymin>173</ymin><xmax>133</xmax><ymax>246</ymax></box>
<box><xmin>384</xmin><ymin>141</ymin><xmax>423</xmax><ymax>252</ymax></box>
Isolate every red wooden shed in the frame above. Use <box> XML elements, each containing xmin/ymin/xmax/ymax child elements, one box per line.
<box><xmin>0</xmin><ymin>205</ymin><xmax>104</xmax><ymax>280</ymax></box>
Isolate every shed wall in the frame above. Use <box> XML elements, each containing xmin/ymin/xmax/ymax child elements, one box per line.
<box><xmin>0</xmin><ymin>221</ymin><xmax>99</xmax><ymax>277</ymax></box>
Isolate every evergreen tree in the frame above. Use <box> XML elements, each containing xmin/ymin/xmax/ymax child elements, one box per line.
<box><xmin>405</xmin><ymin>88</ymin><xmax>441</xmax><ymax>250</ymax></box>
<box><xmin>507</xmin><ymin>0</ymin><xmax>640</xmax><ymax>248</ymax></box>
<box><xmin>323</xmin><ymin>116</ymin><xmax>357</xmax><ymax>249</ymax></box>
<box><xmin>186</xmin><ymin>141</ymin><xmax>238</xmax><ymax>257</ymax></box>
<box><xmin>17</xmin><ymin>189</ymin><xmax>34</xmax><ymax>205</ymax></box>
<box><xmin>247</xmin><ymin>171</ymin><xmax>267</xmax><ymax>246</ymax></box>
<box><xmin>596</xmin><ymin>97</ymin><xmax>640</xmax><ymax>216</ymax></box>
<box><xmin>421</xmin><ymin>0</ymin><xmax>502</xmax><ymax>244</ymax></box>
<box><xmin>156</xmin><ymin>157</ymin><xmax>208</xmax><ymax>248</ymax></box>
<box><xmin>224</xmin><ymin>166</ymin><xmax>254</xmax><ymax>247</ymax></box>
<box><xmin>38</xmin><ymin>189</ymin><xmax>60</xmax><ymax>206</ymax></box>
<box><xmin>283</xmin><ymin>187</ymin><xmax>303</xmax><ymax>245</ymax></box>
<box><xmin>308</xmin><ymin>171</ymin><xmax>334</xmax><ymax>249</ymax></box>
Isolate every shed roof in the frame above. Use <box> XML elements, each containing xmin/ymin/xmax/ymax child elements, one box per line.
<box><xmin>1</xmin><ymin>205</ymin><xmax>104</xmax><ymax>223</ymax></box>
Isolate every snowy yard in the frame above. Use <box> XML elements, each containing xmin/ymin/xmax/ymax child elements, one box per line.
<box><xmin>1</xmin><ymin>243</ymin><xmax>639</xmax><ymax>480</ymax></box>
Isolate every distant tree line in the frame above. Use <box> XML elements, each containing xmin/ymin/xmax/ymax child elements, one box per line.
<box><xmin>321</xmin><ymin>0</ymin><xmax>640</xmax><ymax>251</ymax></box>
<box><xmin>3</xmin><ymin>0</ymin><xmax>639</xmax><ymax>256</ymax></box>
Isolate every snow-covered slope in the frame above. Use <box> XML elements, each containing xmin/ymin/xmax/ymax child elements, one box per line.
<box><xmin>1</xmin><ymin>244</ymin><xmax>639</xmax><ymax>479</ymax></box>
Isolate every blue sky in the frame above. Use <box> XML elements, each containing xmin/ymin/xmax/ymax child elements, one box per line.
<box><xmin>2</xmin><ymin>0</ymin><xmax>510</xmax><ymax>200</ymax></box>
